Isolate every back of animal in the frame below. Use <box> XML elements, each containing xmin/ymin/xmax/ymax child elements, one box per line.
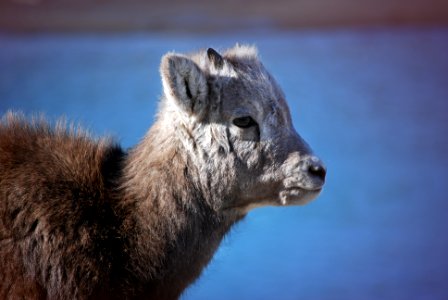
<box><xmin>0</xmin><ymin>114</ymin><xmax>124</xmax><ymax>299</ymax></box>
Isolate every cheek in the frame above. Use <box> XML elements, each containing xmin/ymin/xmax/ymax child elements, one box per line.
<box><xmin>195</xmin><ymin>123</ymin><xmax>230</xmax><ymax>154</ymax></box>
<box><xmin>233</xmin><ymin>141</ymin><xmax>263</xmax><ymax>170</ymax></box>
<box><xmin>229</xmin><ymin>125</ymin><xmax>260</xmax><ymax>142</ymax></box>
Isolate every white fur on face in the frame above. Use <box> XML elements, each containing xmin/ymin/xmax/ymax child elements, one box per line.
<box><xmin>158</xmin><ymin>44</ymin><xmax>325</xmax><ymax>213</ymax></box>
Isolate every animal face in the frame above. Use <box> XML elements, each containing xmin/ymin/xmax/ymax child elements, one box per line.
<box><xmin>160</xmin><ymin>45</ymin><xmax>326</xmax><ymax>213</ymax></box>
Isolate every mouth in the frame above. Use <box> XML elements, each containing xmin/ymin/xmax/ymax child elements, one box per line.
<box><xmin>222</xmin><ymin>183</ymin><xmax>323</xmax><ymax>213</ymax></box>
<box><xmin>279</xmin><ymin>186</ymin><xmax>322</xmax><ymax>206</ymax></box>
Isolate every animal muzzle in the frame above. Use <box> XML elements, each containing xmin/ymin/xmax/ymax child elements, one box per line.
<box><xmin>282</xmin><ymin>154</ymin><xmax>326</xmax><ymax>189</ymax></box>
<box><xmin>301</xmin><ymin>156</ymin><xmax>326</xmax><ymax>190</ymax></box>
<box><xmin>279</xmin><ymin>154</ymin><xmax>326</xmax><ymax>205</ymax></box>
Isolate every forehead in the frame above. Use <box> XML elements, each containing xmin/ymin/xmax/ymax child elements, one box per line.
<box><xmin>219</xmin><ymin>58</ymin><xmax>287</xmax><ymax>120</ymax></box>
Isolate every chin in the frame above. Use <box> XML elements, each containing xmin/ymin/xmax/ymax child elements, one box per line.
<box><xmin>279</xmin><ymin>188</ymin><xmax>322</xmax><ymax>206</ymax></box>
<box><xmin>227</xmin><ymin>188</ymin><xmax>322</xmax><ymax>214</ymax></box>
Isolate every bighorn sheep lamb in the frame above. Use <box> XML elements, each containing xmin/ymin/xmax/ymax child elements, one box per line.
<box><xmin>0</xmin><ymin>45</ymin><xmax>326</xmax><ymax>299</ymax></box>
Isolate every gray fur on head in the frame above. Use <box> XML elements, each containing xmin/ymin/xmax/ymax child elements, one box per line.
<box><xmin>157</xmin><ymin>44</ymin><xmax>325</xmax><ymax>212</ymax></box>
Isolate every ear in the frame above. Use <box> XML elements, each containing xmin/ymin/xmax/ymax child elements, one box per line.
<box><xmin>207</xmin><ymin>48</ymin><xmax>224</xmax><ymax>70</ymax></box>
<box><xmin>160</xmin><ymin>53</ymin><xmax>208</xmax><ymax>117</ymax></box>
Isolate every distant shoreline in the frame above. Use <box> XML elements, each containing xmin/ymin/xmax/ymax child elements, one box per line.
<box><xmin>1</xmin><ymin>0</ymin><xmax>448</xmax><ymax>33</ymax></box>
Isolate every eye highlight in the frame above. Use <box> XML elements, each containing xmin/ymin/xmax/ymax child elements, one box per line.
<box><xmin>232</xmin><ymin>116</ymin><xmax>258</xmax><ymax>129</ymax></box>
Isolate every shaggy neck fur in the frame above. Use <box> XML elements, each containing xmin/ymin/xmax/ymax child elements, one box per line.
<box><xmin>117</xmin><ymin>115</ymin><xmax>243</xmax><ymax>299</ymax></box>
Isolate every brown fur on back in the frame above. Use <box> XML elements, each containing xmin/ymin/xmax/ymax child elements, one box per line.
<box><xmin>0</xmin><ymin>113</ymin><xmax>126</xmax><ymax>299</ymax></box>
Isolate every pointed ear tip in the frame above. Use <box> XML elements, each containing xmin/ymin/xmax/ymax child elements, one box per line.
<box><xmin>161</xmin><ymin>52</ymin><xmax>178</xmax><ymax>64</ymax></box>
<box><xmin>160</xmin><ymin>53</ymin><xmax>189</xmax><ymax>74</ymax></box>
<box><xmin>206</xmin><ymin>48</ymin><xmax>219</xmax><ymax>58</ymax></box>
<box><xmin>160</xmin><ymin>54</ymin><xmax>172</xmax><ymax>74</ymax></box>
<box><xmin>207</xmin><ymin>48</ymin><xmax>224</xmax><ymax>69</ymax></box>
<box><xmin>160</xmin><ymin>53</ymin><xmax>172</xmax><ymax>68</ymax></box>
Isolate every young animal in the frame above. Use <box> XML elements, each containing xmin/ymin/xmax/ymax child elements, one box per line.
<box><xmin>0</xmin><ymin>45</ymin><xmax>326</xmax><ymax>299</ymax></box>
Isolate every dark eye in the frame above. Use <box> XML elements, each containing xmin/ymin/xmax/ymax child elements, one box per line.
<box><xmin>232</xmin><ymin>116</ymin><xmax>257</xmax><ymax>128</ymax></box>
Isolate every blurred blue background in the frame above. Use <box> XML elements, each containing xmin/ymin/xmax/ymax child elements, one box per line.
<box><xmin>1</xmin><ymin>1</ymin><xmax>448</xmax><ymax>299</ymax></box>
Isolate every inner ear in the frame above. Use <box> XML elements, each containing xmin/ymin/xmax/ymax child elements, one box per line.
<box><xmin>160</xmin><ymin>53</ymin><xmax>208</xmax><ymax>117</ymax></box>
<box><xmin>184</xmin><ymin>78</ymin><xmax>193</xmax><ymax>99</ymax></box>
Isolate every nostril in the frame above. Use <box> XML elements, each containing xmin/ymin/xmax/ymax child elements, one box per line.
<box><xmin>309</xmin><ymin>163</ymin><xmax>327</xmax><ymax>181</ymax></box>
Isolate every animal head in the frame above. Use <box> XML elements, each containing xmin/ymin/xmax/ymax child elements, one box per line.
<box><xmin>159</xmin><ymin>45</ymin><xmax>326</xmax><ymax>213</ymax></box>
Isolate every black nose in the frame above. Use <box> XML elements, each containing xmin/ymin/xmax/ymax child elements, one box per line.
<box><xmin>309</xmin><ymin>162</ymin><xmax>327</xmax><ymax>181</ymax></box>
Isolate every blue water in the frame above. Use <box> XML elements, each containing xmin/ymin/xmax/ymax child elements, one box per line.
<box><xmin>1</xmin><ymin>28</ymin><xmax>448</xmax><ymax>299</ymax></box>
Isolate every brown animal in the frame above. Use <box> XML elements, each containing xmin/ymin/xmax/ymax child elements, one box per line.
<box><xmin>0</xmin><ymin>45</ymin><xmax>326</xmax><ymax>299</ymax></box>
